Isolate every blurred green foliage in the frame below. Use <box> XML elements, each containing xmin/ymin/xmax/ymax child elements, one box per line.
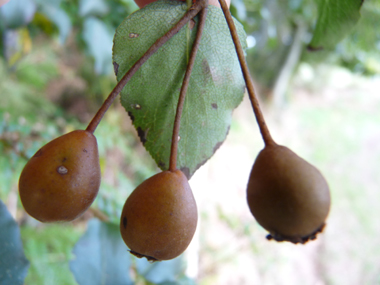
<box><xmin>0</xmin><ymin>0</ymin><xmax>139</xmax><ymax>74</ymax></box>
<box><xmin>21</xmin><ymin>225</ymin><xmax>83</xmax><ymax>285</ymax></box>
<box><xmin>230</xmin><ymin>0</ymin><xmax>380</xmax><ymax>94</ymax></box>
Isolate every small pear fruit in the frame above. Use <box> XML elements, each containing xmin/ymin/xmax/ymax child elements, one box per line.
<box><xmin>120</xmin><ymin>169</ymin><xmax>198</xmax><ymax>261</ymax></box>
<box><xmin>247</xmin><ymin>144</ymin><xmax>331</xmax><ymax>243</ymax></box>
<box><xmin>19</xmin><ymin>130</ymin><xmax>101</xmax><ymax>222</ymax></box>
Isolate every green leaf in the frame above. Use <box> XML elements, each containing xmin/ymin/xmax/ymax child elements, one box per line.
<box><xmin>0</xmin><ymin>199</ymin><xmax>29</xmax><ymax>285</ymax></box>
<box><xmin>308</xmin><ymin>0</ymin><xmax>363</xmax><ymax>50</ymax></box>
<box><xmin>113</xmin><ymin>0</ymin><xmax>246</xmax><ymax>178</ymax></box>
<box><xmin>70</xmin><ymin>219</ymin><xmax>134</xmax><ymax>285</ymax></box>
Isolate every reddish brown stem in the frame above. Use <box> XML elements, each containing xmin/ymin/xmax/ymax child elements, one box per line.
<box><xmin>86</xmin><ymin>1</ymin><xmax>205</xmax><ymax>134</ymax></box>
<box><xmin>169</xmin><ymin>6</ymin><xmax>208</xmax><ymax>172</ymax></box>
<box><xmin>217</xmin><ymin>0</ymin><xmax>275</xmax><ymax>147</ymax></box>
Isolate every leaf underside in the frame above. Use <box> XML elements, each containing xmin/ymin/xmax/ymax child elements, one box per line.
<box><xmin>308</xmin><ymin>0</ymin><xmax>363</xmax><ymax>50</ymax></box>
<box><xmin>113</xmin><ymin>0</ymin><xmax>247</xmax><ymax>178</ymax></box>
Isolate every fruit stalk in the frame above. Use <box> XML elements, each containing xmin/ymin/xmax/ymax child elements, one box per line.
<box><xmin>86</xmin><ymin>0</ymin><xmax>206</xmax><ymax>134</ymax></box>
<box><xmin>217</xmin><ymin>0</ymin><xmax>275</xmax><ymax>147</ymax></box>
<box><xmin>169</xmin><ymin>5</ymin><xmax>208</xmax><ymax>171</ymax></box>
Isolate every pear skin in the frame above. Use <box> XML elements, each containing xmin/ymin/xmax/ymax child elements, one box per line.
<box><xmin>120</xmin><ymin>169</ymin><xmax>197</xmax><ymax>261</ymax></box>
<box><xmin>247</xmin><ymin>144</ymin><xmax>330</xmax><ymax>243</ymax></box>
<box><xmin>19</xmin><ymin>130</ymin><xmax>101</xmax><ymax>222</ymax></box>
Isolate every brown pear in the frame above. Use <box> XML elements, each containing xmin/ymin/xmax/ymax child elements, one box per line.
<box><xmin>247</xmin><ymin>144</ymin><xmax>331</xmax><ymax>243</ymax></box>
<box><xmin>120</xmin><ymin>169</ymin><xmax>198</xmax><ymax>261</ymax></box>
<box><xmin>19</xmin><ymin>130</ymin><xmax>101</xmax><ymax>222</ymax></box>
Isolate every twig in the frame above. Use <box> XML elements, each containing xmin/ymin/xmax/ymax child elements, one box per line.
<box><xmin>272</xmin><ymin>22</ymin><xmax>306</xmax><ymax>107</ymax></box>
<box><xmin>217</xmin><ymin>0</ymin><xmax>275</xmax><ymax>146</ymax></box>
<box><xmin>169</xmin><ymin>5</ymin><xmax>208</xmax><ymax>172</ymax></box>
<box><xmin>86</xmin><ymin>1</ymin><xmax>206</xmax><ymax>134</ymax></box>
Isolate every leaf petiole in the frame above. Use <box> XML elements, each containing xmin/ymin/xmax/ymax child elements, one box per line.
<box><xmin>217</xmin><ymin>0</ymin><xmax>275</xmax><ymax>146</ymax></box>
<box><xmin>169</xmin><ymin>3</ymin><xmax>208</xmax><ymax>172</ymax></box>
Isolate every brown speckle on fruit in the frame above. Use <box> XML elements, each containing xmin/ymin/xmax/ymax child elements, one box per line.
<box><xmin>123</xmin><ymin>216</ymin><xmax>127</xmax><ymax>228</ymax></box>
<box><xmin>34</xmin><ymin>149</ymin><xmax>43</xmax><ymax>157</ymax></box>
<box><xmin>57</xmin><ymin>166</ymin><xmax>68</xmax><ymax>175</ymax></box>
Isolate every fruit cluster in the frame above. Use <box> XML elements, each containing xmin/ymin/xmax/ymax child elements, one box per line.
<box><xmin>18</xmin><ymin>0</ymin><xmax>330</xmax><ymax>262</ymax></box>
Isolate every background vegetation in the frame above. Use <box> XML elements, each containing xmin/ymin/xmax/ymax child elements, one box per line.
<box><xmin>1</xmin><ymin>0</ymin><xmax>379</xmax><ymax>284</ymax></box>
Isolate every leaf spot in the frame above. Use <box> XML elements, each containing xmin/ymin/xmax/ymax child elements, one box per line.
<box><xmin>113</xmin><ymin>62</ymin><xmax>119</xmax><ymax>75</ymax></box>
<box><xmin>128</xmin><ymin>112</ymin><xmax>135</xmax><ymax>123</ymax></box>
<box><xmin>137</xmin><ymin>127</ymin><xmax>149</xmax><ymax>144</ymax></box>
<box><xmin>129</xmin><ymin>33</ymin><xmax>139</xmax><ymax>38</ymax></box>
<box><xmin>211</xmin><ymin>103</ymin><xmax>218</xmax><ymax>109</ymax></box>
<box><xmin>158</xmin><ymin>161</ymin><xmax>166</xmax><ymax>169</ymax></box>
<box><xmin>131</xmin><ymin>104</ymin><xmax>141</xmax><ymax>110</ymax></box>
<box><xmin>202</xmin><ymin>58</ymin><xmax>211</xmax><ymax>77</ymax></box>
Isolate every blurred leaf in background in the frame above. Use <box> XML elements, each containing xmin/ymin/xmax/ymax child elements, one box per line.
<box><xmin>70</xmin><ymin>219</ymin><xmax>134</xmax><ymax>285</ymax></box>
<box><xmin>70</xmin><ymin>219</ymin><xmax>195</xmax><ymax>285</ymax></box>
<box><xmin>230</xmin><ymin>0</ymin><xmax>379</xmax><ymax>104</ymax></box>
<box><xmin>0</xmin><ymin>0</ymin><xmax>36</xmax><ymax>28</ymax></box>
<box><xmin>82</xmin><ymin>16</ymin><xmax>114</xmax><ymax>75</ymax></box>
<box><xmin>308</xmin><ymin>0</ymin><xmax>362</xmax><ymax>50</ymax></box>
<box><xmin>34</xmin><ymin>0</ymin><xmax>72</xmax><ymax>44</ymax></box>
<box><xmin>79</xmin><ymin>0</ymin><xmax>109</xmax><ymax>17</ymax></box>
<box><xmin>0</xmin><ymin>200</ymin><xmax>29</xmax><ymax>285</ymax></box>
<box><xmin>21</xmin><ymin>223</ymin><xmax>84</xmax><ymax>285</ymax></box>
<box><xmin>136</xmin><ymin>254</ymin><xmax>194</xmax><ymax>284</ymax></box>
<box><xmin>336</xmin><ymin>0</ymin><xmax>380</xmax><ymax>75</ymax></box>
